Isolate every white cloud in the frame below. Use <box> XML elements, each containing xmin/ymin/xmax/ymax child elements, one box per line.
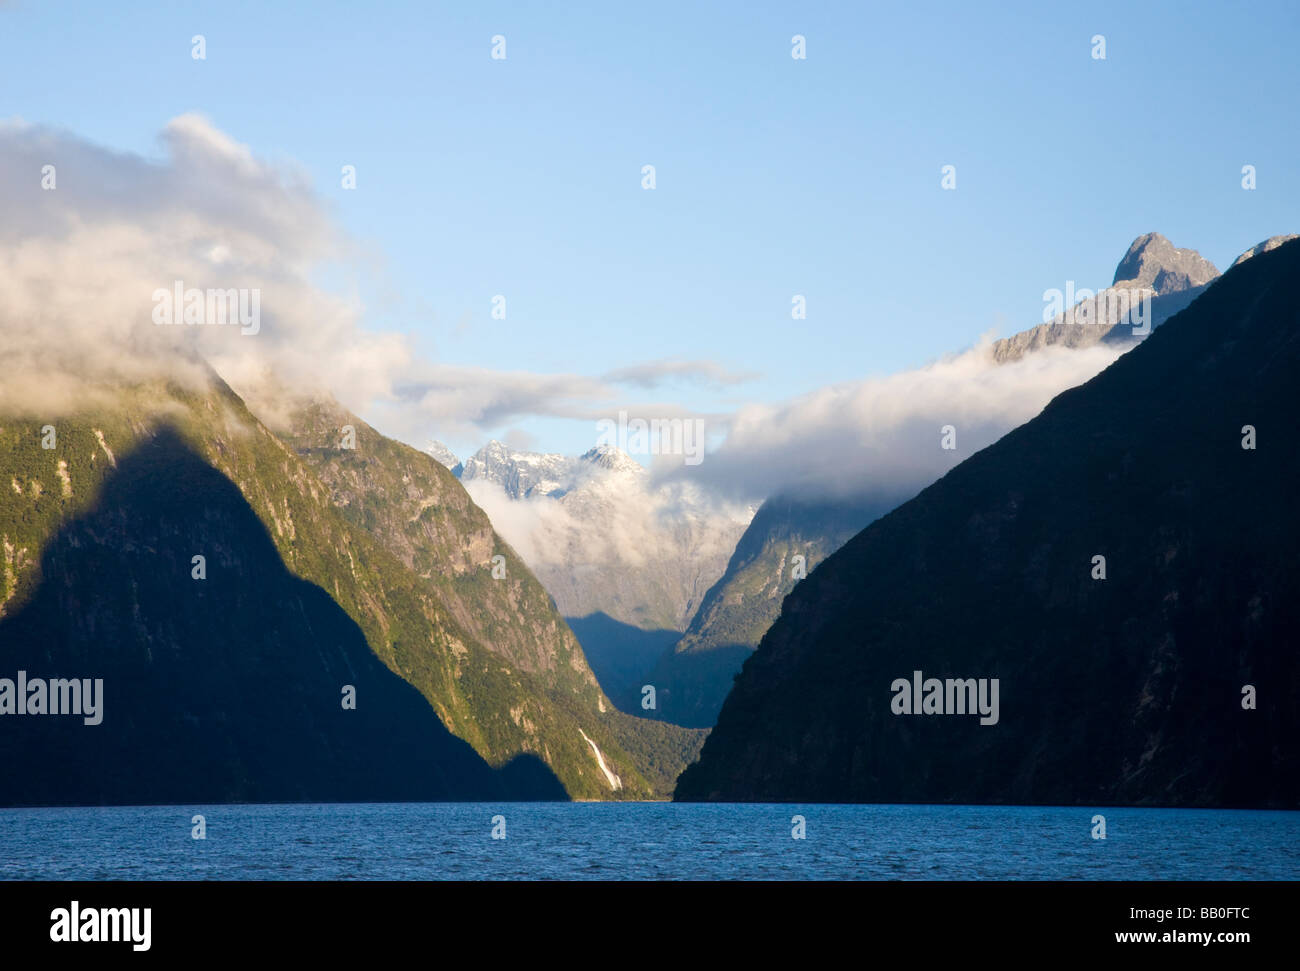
<box><xmin>0</xmin><ymin>113</ymin><xmax>369</xmax><ymax>413</ymax></box>
<box><xmin>602</xmin><ymin>358</ymin><xmax>759</xmax><ymax>389</ymax></box>
<box><xmin>672</xmin><ymin>339</ymin><xmax>1127</xmax><ymax>504</ymax></box>
<box><xmin>0</xmin><ymin>115</ymin><xmax>726</xmax><ymax>442</ymax></box>
<box><xmin>0</xmin><ymin>114</ymin><xmax>1127</xmax><ymax>522</ymax></box>
<box><xmin>462</xmin><ymin>459</ymin><xmax>753</xmax><ymax>628</ymax></box>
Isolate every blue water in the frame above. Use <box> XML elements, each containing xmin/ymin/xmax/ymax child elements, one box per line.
<box><xmin>1</xmin><ymin>803</ymin><xmax>1295</xmax><ymax>880</ymax></box>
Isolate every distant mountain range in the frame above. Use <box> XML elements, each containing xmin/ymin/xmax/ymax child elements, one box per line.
<box><xmin>676</xmin><ymin>237</ymin><xmax>1300</xmax><ymax>807</ymax></box>
<box><xmin>426</xmin><ymin>438</ymin><xmax>753</xmax><ymax>708</ymax></box>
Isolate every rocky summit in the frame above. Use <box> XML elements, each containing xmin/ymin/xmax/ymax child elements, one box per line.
<box><xmin>1111</xmin><ymin>231</ymin><xmax>1220</xmax><ymax>293</ymax></box>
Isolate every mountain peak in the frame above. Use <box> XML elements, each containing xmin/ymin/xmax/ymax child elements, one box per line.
<box><xmin>424</xmin><ymin>440</ymin><xmax>459</xmax><ymax>469</ymax></box>
<box><xmin>1112</xmin><ymin>232</ymin><xmax>1219</xmax><ymax>294</ymax></box>
<box><xmin>580</xmin><ymin>444</ymin><xmax>644</xmax><ymax>474</ymax></box>
<box><xmin>459</xmin><ymin>440</ymin><xmax>573</xmax><ymax>498</ymax></box>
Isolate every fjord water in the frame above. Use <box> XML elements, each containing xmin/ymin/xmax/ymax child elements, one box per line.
<box><xmin>2</xmin><ymin>803</ymin><xmax>1296</xmax><ymax>880</ymax></box>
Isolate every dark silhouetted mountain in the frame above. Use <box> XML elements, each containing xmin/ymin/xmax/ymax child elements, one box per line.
<box><xmin>676</xmin><ymin>239</ymin><xmax>1300</xmax><ymax>807</ymax></box>
<box><xmin>1232</xmin><ymin>234</ymin><xmax>1299</xmax><ymax>267</ymax></box>
<box><xmin>646</xmin><ymin>494</ymin><xmax>894</xmax><ymax>727</ymax></box>
<box><xmin>665</xmin><ymin>235</ymin><xmax>1227</xmax><ymax>731</ymax></box>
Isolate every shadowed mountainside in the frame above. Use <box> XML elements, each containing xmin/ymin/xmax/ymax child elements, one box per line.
<box><xmin>647</xmin><ymin>494</ymin><xmax>893</xmax><ymax>727</ymax></box>
<box><xmin>658</xmin><ymin>234</ymin><xmax>1234</xmax><ymax>731</ymax></box>
<box><xmin>243</xmin><ymin>391</ymin><xmax>708</xmax><ymax>797</ymax></box>
<box><xmin>676</xmin><ymin>239</ymin><xmax>1300</xmax><ymax>807</ymax></box>
<box><xmin>0</xmin><ymin>426</ymin><xmax>563</xmax><ymax>805</ymax></box>
<box><xmin>564</xmin><ymin>612</ymin><xmax>680</xmax><ymax>709</ymax></box>
<box><xmin>1</xmin><ymin>372</ymin><xmax>698</xmax><ymax>802</ymax></box>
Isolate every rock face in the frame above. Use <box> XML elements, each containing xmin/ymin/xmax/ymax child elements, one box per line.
<box><xmin>675</xmin><ymin>239</ymin><xmax>1300</xmax><ymax>807</ymax></box>
<box><xmin>990</xmin><ymin>233</ymin><xmax>1219</xmax><ymax>364</ymax></box>
<box><xmin>277</xmin><ymin>403</ymin><xmax>586</xmax><ymax>681</ymax></box>
<box><xmin>1112</xmin><ymin>232</ymin><xmax>1220</xmax><ymax>293</ymax></box>
<box><xmin>246</xmin><ymin>392</ymin><xmax>708</xmax><ymax>800</ymax></box>
<box><xmin>457</xmin><ymin>440</ymin><xmax>577</xmax><ymax>500</ymax></box>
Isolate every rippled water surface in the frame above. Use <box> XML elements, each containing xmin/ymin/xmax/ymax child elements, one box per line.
<box><xmin>2</xmin><ymin>803</ymin><xmax>1296</xmax><ymax>880</ymax></box>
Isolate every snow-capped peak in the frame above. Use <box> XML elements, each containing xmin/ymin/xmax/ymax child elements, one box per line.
<box><xmin>424</xmin><ymin>440</ymin><xmax>460</xmax><ymax>469</ymax></box>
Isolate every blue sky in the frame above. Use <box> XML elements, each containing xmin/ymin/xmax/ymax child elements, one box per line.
<box><xmin>2</xmin><ymin>0</ymin><xmax>1297</xmax><ymax>460</ymax></box>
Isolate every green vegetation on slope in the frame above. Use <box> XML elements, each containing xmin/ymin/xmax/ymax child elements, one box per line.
<box><xmin>252</xmin><ymin>390</ymin><xmax>705</xmax><ymax>797</ymax></box>
<box><xmin>2</xmin><ymin>371</ymin><xmax>701</xmax><ymax>800</ymax></box>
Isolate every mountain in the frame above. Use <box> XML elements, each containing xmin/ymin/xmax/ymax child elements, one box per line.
<box><xmin>0</xmin><ymin>368</ymin><xmax>703</xmax><ymax>804</ymax></box>
<box><xmin>425</xmin><ymin>440</ymin><xmax>459</xmax><ymax>470</ymax></box>
<box><xmin>454</xmin><ymin>439</ymin><xmax>753</xmax><ymax>703</ymax></box>
<box><xmin>458</xmin><ymin>441</ymin><xmax>751</xmax><ymax>632</ymax></box>
<box><xmin>675</xmin><ymin>239</ymin><xmax>1300</xmax><ymax>806</ymax></box>
<box><xmin>261</xmin><ymin>392</ymin><xmax>707</xmax><ymax>797</ymax></box>
<box><xmin>0</xmin><ymin>373</ymin><xmax>531</xmax><ymax>803</ymax></box>
<box><xmin>1112</xmin><ymin>231</ymin><xmax>1219</xmax><ymax>292</ymax></box>
<box><xmin>645</xmin><ymin>494</ymin><xmax>893</xmax><ymax>727</ymax></box>
<box><xmin>456</xmin><ymin>439</ymin><xmax>578</xmax><ymax>499</ymax></box>
<box><xmin>657</xmin><ymin>233</ymin><xmax>1223</xmax><ymax>729</ymax></box>
<box><xmin>989</xmin><ymin>231</ymin><xmax>1219</xmax><ymax>363</ymax></box>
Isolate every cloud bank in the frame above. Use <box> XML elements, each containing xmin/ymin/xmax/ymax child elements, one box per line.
<box><xmin>461</xmin><ymin>458</ymin><xmax>753</xmax><ymax>629</ymax></box>
<box><xmin>0</xmin><ymin>115</ymin><xmax>726</xmax><ymax>445</ymax></box>
<box><xmin>0</xmin><ymin>113</ymin><xmax>380</xmax><ymax>414</ymax></box>
<box><xmin>673</xmin><ymin>339</ymin><xmax>1127</xmax><ymax>503</ymax></box>
<box><xmin>0</xmin><ymin>114</ymin><xmax>1127</xmax><ymax>515</ymax></box>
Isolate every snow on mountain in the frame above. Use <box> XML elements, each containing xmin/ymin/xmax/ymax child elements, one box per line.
<box><xmin>458</xmin><ymin>440</ymin><xmax>580</xmax><ymax>499</ymax></box>
<box><xmin>456</xmin><ymin>440</ymin><xmax>754</xmax><ymax>634</ymax></box>
<box><xmin>424</xmin><ymin>440</ymin><xmax>460</xmax><ymax>470</ymax></box>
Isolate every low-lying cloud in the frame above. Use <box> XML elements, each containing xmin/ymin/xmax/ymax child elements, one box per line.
<box><xmin>0</xmin><ymin>114</ymin><xmax>381</xmax><ymax>414</ymax></box>
<box><xmin>461</xmin><ymin>459</ymin><xmax>753</xmax><ymax>629</ymax></box>
<box><xmin>674</xmin><ymin>339</ymin><xmax>1127</xmax><ymax>504</ymax></box>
